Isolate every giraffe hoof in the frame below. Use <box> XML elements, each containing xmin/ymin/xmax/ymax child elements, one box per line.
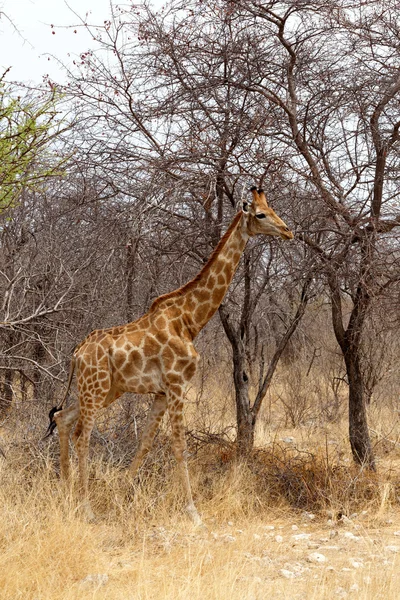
<box><xmin>186</xmin><ymin>504</ymin><xmax>203</xmax><ymax>528</ymax></box>
<box><xmin>80</xmin><ymin>502</ymin><xmax>96</xmax><ymax>523</ymax></box>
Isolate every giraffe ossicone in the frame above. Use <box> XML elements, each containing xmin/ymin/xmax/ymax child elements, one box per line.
<box><xmin>51</xmin><ymin>188</ymin><xmax>293</xmax><ymax>524</ymax></box>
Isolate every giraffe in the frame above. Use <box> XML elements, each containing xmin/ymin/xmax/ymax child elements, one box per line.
<box><xmin>47</xmin><ymin>187</ymin><xmax>293</xmax><ymax>524</ymax></box>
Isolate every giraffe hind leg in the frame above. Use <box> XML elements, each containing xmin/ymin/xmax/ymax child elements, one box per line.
<box><xmin>54</xmin><ymin>403</ymin><xmax>80</xmax><ymax>481</ymax></box>
<box><xmin>72</xmin><ymin>407</ymin><xmax>98</xmax><ymax>521</ymax></box>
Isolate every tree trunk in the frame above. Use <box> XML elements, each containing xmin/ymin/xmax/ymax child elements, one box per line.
<box><xmin>328</xmin><ymin>271</ymin><xmax>375</xmax><ymax>470</ymax></box>
<box><xmin>219</xmin><ymin>304</ymin><xmax>254</xmax><ymax>457</ymax></box>
<box><xmin>343</xmin><ymin>346</ymin><xmax>375</xmax><ymax>470</ymax></box>
<box><xmin>232</xmin><ymin>348</ymin><xmax>254</xmax><ymax>457</ymax></box>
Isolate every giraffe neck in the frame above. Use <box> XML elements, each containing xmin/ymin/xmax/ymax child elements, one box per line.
<box><xmin>177</xmin><ymin>212</ymin><xmax>248</xmax><ymax>338</ymax></box>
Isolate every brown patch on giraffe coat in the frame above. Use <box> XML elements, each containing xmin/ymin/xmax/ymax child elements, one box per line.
<box><xmin>184</xmin><ymin>296</ymin><xmax>196</xmax><ymax>312</ymax></box>
<box><xmin>147</xmin><ymin>357</ymin><xmax>161</xmax><ymax>371</ymax></box>
<box><xmin>193</xmin><ymin>289</ymin><xmax>211</xmax><ymax>302</ymax></box>
<box><xmin>194</xmin><ymin>305</ymin><xmax>208</xmax><ymax>323</ymax></box>
<box><xmin>212</xmin><ymin>287</ymin><xmax>225</xmax><ymax>305</ymax></box>
<box><xmin>169</xmin><ymin>384</ymin><xmax>183</xmax><ymax>397</ymax></box>
<box><xmin>166</xmin><ymin>372</ymin><xmax>184</xmax><ymax>385</ymax></box>
<box><xmin>217</xmin><ymin>273</ymin><xmax>226</xmax><ymax>285</ymax></box>
<box><xmin>168</xmin><ymin>339</ymin><xmax>189</xmax><ymax>358</ymax></box>
<box><xmin>99</xmin><ymin>338</ymin><xmax>110</xmax><ymax>350</ymax></box>
<box><xmin>155</xmin><ymin>315</ymin><xmax>167</xmax><ymax>329</ymax></box>
<box><xmin>136</xmin><ymin>315</ymin><xmax>150</xmax><ymax>329</ymax></box>
<box><xmin>79</xmin><ymin>366</ymin><xmax>89</xmax><ymax>379</ymax></box>
<box><xmin>183</xmin><ymin>362</ymin><xmax>196</xmax><ymax>380</ymax></box>
<box><xmin>214</xmin><ymin>260</ymin><xmax>225</xmax><ymax>274</ymax></box>
<box><xmin>143</xmin><ymin>336</ymin><xmax>161</xmax><ymax>357</ymax></box>
<box><xmin>113</xmin><ymin>350</ymin><xmax>126</xmax><ymax>370</ymax></box>
<box><xmin>162</xmin><ymin>344</ymin><xmax>175</xmax><ymax>366</ymax></box>
<box><xmin>155</xmin><ymin>330</ymin><xmax>169</xmax><ymax>345</ymax></box>
<box><xmin>207</xmin><ymin>274</ymin><xmax>216</xmax><ymax>288</ymax></box>
<box><xmin>175</xmin><ymin>358</ymin><xmax>190</xmax><ymax>370</ymax></box>
<box><xmin>170</xmin><ymin>400</ymin><xmax>184</xmax><ymax>417</ymax></box>
<box><xmin>125</xmin><ymin>377</ymin><xmax>139</xmax><ymax>390</ymax></box>
<box><xmin>130</xmin><ymin>350</ymin><xmax>143</xmax><ymax>369</ymax></box>
<box><xmin>224</xmin><ymin>263</ymin><xmax>233</xmax><ymax>281</ymax></box>
<box><xmin>97</xmin><ymin>330</ymin><xmax>107</xmax><ymax>340</ymax></box>
<box><xmin>122</xmin><ymin>361</ymin><xmax>136</xmax><ymax>378</ymax></box>
<box><xmin>171</xmin><ymin>317</ymin><xmax>184</xmax><ymax>336</ymax></box>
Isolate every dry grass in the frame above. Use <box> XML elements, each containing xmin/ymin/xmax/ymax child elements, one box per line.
<box><xmin>1</xmin><ymin>352</ymin><xmax>400</xmax><ymax>599</ymax></box>
<box><xmin>1</xmin><ymin>422</ymin><xmax>400</xmax><ymax>600</ymax></box>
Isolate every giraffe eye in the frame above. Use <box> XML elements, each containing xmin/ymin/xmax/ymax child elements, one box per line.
<box><xmin>256</xmin><ymin>213</ymin><xmax>266</xmax><ymax>219</ymax></box>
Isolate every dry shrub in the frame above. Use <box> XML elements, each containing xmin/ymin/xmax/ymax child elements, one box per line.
<box><xmin>249</xmin><ymin>445</ymin><xmax>384</xmax><ymax>514</ymax></box>
<box><xmin>189</xmin><ymin>438</ymin><xmax>399</xmax><ymax>520</ymax></box>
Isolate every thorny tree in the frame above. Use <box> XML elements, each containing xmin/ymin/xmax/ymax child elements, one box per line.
<box><xmin>227</xmin><ymin>0</ymin><xmax>400</xmax><ymax>467</ymax></box>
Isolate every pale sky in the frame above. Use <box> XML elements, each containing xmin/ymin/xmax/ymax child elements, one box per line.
<box><xmin>0</xmin><ymin>0</ymin><xmax>114</xmax><ymax>83</ymax></box>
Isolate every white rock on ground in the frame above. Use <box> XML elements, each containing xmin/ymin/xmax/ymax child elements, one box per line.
<box><xmin>342</xmin><ymin>531</ymin><xmax>360</xmax><ymax>541</ymax></box>
<box><xmin>292</xmin><ymin>533</ymin><xmax>311</xmax><ymax>541</ymax></box>
<box><xmin>280</xmin><ymin>568</ymin><xmax>296</xmax><ymax>579</ymax></box>
<box><xmin>349</xmin><ymin>559</ymin><xmax>363</xmax><ymax>569</ymax></box>
<box><xmin>307</xmin><ymin>552</ymin><xmax>327</xmax><ymax>564</ymax></box>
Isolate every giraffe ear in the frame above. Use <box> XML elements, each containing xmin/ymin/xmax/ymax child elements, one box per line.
<box><xmin>242</xmin><ymin>201</ymin><xmax>249</xmax><ymax>213</ymax></box>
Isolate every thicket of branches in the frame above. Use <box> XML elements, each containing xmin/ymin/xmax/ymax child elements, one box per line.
<box><xmin>1</xmin><ymin>0</ymin><xmax>400</xmax><ymax>468</ymax></box>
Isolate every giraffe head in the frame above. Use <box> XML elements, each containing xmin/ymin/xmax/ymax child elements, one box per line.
<box><xmin>243</xmin><ymin>187</ymin><xmax>294</xmax><ymax>240</ymax></box>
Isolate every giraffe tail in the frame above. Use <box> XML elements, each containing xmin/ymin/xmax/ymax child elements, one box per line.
<box><xmin>43</xmin><ymin>355</ymin><xmax>76</xmax><ymax>439</ymax></box>
<box><xmin>43</xmin><ymin>406</ymin><xmax>61</xmax><ymax>439</ymax></box>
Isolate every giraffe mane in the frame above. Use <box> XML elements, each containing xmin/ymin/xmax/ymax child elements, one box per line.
<box><xmin>149</xmin><ymin>211</ymin><xmax>243</xmax><ymax>311</ymax></box>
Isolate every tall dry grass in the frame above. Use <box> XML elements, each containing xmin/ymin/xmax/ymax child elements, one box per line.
<box><xmin>1</xmin><ymin>424</ymin><xmax>400</xmax><ymax>600</ymax></box>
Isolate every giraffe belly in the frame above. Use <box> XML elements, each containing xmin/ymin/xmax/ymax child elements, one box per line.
<box><xmin>111</xmin><ymin>359</ymin><xmax>164</xmax><ymax>395</ymax></box>
<box><xmin>120</xmin><ymin>373</ymin><xmax>164</xmax><ymax>395</ymax></box>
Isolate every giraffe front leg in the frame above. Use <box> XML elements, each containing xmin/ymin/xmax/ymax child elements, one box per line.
<box><xmin>129</xmin><ymin>394</ymin><xmax>167</xmax><ymax>477</ymax></box>
<box><xmin>167</xmin><ymin>389</ymin><xmax>202</xmax><ymax>527</ymax></box>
